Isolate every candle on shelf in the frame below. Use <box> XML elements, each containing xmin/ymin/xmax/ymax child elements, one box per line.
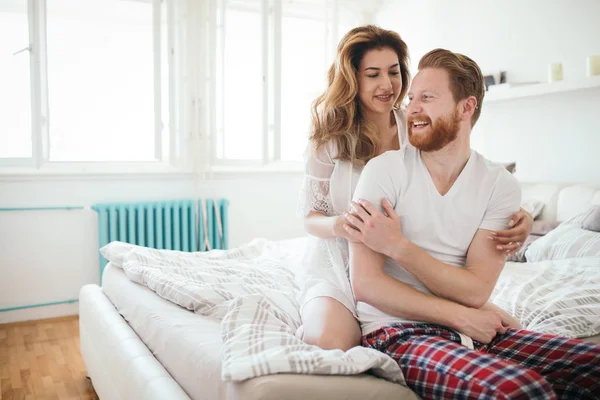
<box><xmin>548</xmin><ymin>63</ymin><xmax>563</xmax><ymax>83</ymax></box>
<box><xmin>587</xmin><ymin>55</ymin><xmax>600</xmax><ymax>77</ymax></box>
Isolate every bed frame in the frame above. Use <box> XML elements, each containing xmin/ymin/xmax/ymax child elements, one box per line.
<box><xmin>79</xmin><ymin>182</ymin><xmax>600</xmax><ymax>399</ymax></box>
<box><xmin>79</xmin><ymin>284</ymin><xmax>191</xmax><ymax>399</ymax></box>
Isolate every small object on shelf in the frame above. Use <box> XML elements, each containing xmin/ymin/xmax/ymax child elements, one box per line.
<box><xmin>488</xmin><ymin>82</ymin><xmax>539</xmax><ymax>91</ymax></box>
<box><xmin>548</xmin><ymin>63</ymin><xmax>563</xmax><ymax>82</ymax></box>
<box><xmin>483</xmin><ymin>70</ymin><xmax>506</xmax><ymax>91</ymax></box>
<box><xmin>587</xmin><ymin>55</ymin><xmax>600</xmax><ymax>77</ymax></box>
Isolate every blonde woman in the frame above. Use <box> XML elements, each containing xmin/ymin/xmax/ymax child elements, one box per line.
<box><xmin>297</xmin><ymin>25</ymin><xmax>532</xmax><ymax>351</ymax></box>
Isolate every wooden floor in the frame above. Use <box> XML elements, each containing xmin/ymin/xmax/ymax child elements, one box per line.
<box><xmin>0</xmin><ymin>316</ymin><xmax>98</xmax><ymax>400</ymax></box>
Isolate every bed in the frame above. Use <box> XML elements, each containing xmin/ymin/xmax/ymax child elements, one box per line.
<box><xmin>79</xmin><ymin>182</ymin><xmax>600</xmax><ymax>399</ymax></box>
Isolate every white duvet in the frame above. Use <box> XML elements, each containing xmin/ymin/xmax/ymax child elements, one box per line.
<box><xmin>100</xmin><ymin>238</ymin><xmax>600</xmax><ymax>383</ymax></box>
<box><xmin>101</xmin><ymin>239</ymin><xmax>404</xmax><ymax>383</ymax></box>
<box><xmin>490</xmin><ymin>256</ymin><xmax>600</xmax><ymax>338</ymax></box>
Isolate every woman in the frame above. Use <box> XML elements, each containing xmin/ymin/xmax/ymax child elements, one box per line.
<box><xmin>297</xmin><ymin>25</ymin><xmax>532</xmax><ymax>351</ymax></box>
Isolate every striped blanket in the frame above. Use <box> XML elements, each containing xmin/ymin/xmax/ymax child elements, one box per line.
<box><xmin>100</xmin><ymin>239</ymin><xmax>600</xmax><ymax>382</ymax></box>
<box><xmin>100</xmin><ymin>239</ymin><xmax>404</xmax><ymax>383</ymax></box>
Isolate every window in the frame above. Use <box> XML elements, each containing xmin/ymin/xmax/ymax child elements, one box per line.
<box><xmin>1</xmin><ymin>0</ymin><xmax>368</xmax><ymax>174</ymax></box>
<box><xmin>213</xmin><ymin>0</ymin><xmax>365</xmax><ymax>165</ymax></box>
<box><xmin>215</xmin><ymin>0</ymin><xmax>263</xmax><ymax>161</ymax></box>
<box><xmin>47</xmin><ymin>0</ymin><xmax>156</xmax><ymax>161</ymax></box>
<box><xmin>0</xmin><ymin>0</ymin><xmax>32</xmax><ymax>159</ymax></box>
<box><xmin>1</xmin><ymin>0</ymin><xmax>181</xmax><ymax>169</ymax></box>
<box><xmin>280</xmin><ymin>2</ymin><xmax>328</xmax><ymax>162</ymax></box>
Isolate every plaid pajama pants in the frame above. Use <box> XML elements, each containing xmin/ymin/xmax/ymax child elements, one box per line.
<box><xmin>362</xmin><ymin>323</ymin><xmax>600</xmax><ymax>400</ymax></box>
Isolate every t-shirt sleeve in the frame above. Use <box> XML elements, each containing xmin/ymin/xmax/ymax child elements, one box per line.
<box><xmin>352</xmin><ymin>152</ymin><xmax>400</xmax><ymax>214</ymax></box>
<box><xmin>479</xmin><ymin>171</ymin><xmax>522</xmax><ymax>231</ymax></box>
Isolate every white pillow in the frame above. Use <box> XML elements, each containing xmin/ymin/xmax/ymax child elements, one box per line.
<box><xmin>520</xmin><ymin>199</ymin><xmax>545</xmax><ymax>219</ymax></box>
<box><xmin>100</xmin><ymin>241</ymin><xmax>138</xmax><ymax>268</ymax></box>
<box><xmin>525</xmin><ymin>222</ymin><xmax>600</xmax><ymax>262</ymax></box>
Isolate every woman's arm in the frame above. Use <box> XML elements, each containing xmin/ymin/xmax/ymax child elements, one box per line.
<box><xmin>304</xmin><ymin>211</ymin><xmax>341</xmax><ymax>239</ymax></box>
<box><xmin>299</xmin><ymin>139</ymin><xmax>343</xmax><ymax>239</ymax></box>
<box><xmin>304</xmin><ymin>211</ymin><xmax>357</xmax><ymax>241</ymax></box>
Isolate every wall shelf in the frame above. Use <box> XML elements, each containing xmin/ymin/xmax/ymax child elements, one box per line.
<box><xmin>485</xmin><ymin>75</ymin><xmax>600</xmax><ymax>103</ymax></box>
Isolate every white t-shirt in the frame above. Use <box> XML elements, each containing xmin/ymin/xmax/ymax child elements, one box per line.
<box><xmin>352</xmin><ymin>145</ymin><xmax>521</xmax><ymax>335</ymax></box>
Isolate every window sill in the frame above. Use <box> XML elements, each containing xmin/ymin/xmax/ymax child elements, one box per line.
<box><xmin>0</xmin><ymin>161</ymin><xmax>304</xmax><ymax>181</ymax></box>
<box><xmin>209</xmin><ymin>162</ymin><xmax>304</xmax><ymax>174</ymax></box>
<box><xmin>0</xmin><ymin>162</ymin><xmax>193</xmax><ymax>181</ymax></box>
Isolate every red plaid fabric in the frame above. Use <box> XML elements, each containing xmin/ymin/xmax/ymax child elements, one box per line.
<box><xmin>362</xmin><ymin>323</ymin><xmax>600</xmax><ymax>400</ymax></box>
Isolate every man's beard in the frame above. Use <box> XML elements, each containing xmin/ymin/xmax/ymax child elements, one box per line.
<box><xmin>408</xmin><ymin>109</ymin><xmax>461</xmax><ymax>152</ymax></box>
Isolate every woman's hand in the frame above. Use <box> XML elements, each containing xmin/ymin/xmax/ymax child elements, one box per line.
<box><xmin>333</xmin><ymin>215</ymin><xmax>360</xmax><ymax>242</ymax></box>
<box><xmin>342</xmin><ymin>198</ymin><xmax>405</xmax><ymax>257</ymax></box>
<box><xmin>490</xmin><ymin>208</ymin><xmax>534</xmax><ymax>256</ymax></box>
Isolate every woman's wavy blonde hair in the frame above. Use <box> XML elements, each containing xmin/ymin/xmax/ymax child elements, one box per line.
<box><xmin>310</xmin><ymin>25</ymin><xmax>410</xmax><ymax>166</ymax></box>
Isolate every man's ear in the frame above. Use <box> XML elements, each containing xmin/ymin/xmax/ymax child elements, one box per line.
<box><xmin>460</xmin><ymin>96</ymin><xmax>477</xmax><ymax>121</ymax></box>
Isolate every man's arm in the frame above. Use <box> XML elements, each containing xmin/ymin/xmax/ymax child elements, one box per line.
<box><xmin>349</xmin><ymin>241</ymin><xmax>510</xmax><ymax>343</ymax></box>
<box><xmin>348</xmin><ymin>170</ymin><xmax>521</xmax><ymax>309</ymax></box>
<box><xmin>351</xmin><ymin>241</ymin><xmax>479</xmax><ymax>328</ymax></box>
<box><xmin>387</xmin><ymin>171</ymin><xmax>521</xmax><ymax>308</ymax></box>
<box><xmin>389</xmin><ymin>230</ymin><xmax>506</xmax><ymax>309</ymax></box>
<box><xmin>480</xmin><ymin>300</ymin><xmax>521</xmax><ymax>329</ymax></box>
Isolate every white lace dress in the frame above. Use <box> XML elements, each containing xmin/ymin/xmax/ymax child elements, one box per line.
<box><xmin>297</xmin><ymin>109</ymin><xmax>407</xmax><ymax>317</ymax></box>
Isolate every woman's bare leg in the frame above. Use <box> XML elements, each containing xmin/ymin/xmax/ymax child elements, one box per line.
<box><xmin>301</xmin><ymin>297</ymin><xmax>361</xmax><ymax>351</ymax></box>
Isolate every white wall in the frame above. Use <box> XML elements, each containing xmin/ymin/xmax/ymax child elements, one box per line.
<box><xmin>0</xmin><ymin>209</ymin><xmax>98</xmax><ymax>323</ymax></box>
<box><xmin>375</xmin><ymin>0</ymin><xmax>600</xmax><ymax>183</ymax></box>
<box><xmin>5</xmin><ymin>0</ymin><xmax>598</xmax><ymax>324</ymax></box>
<box><xmin>0</xmin><ymin>173</ymin><xmax>305</xmax><ymax>246</ymax></box>
<box><xmin>0</xmin><ymin>172</ymin><xmax>305</xmax><ymax>322</ymax></box>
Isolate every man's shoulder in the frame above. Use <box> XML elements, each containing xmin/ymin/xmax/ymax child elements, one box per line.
<box><xmin>356</xmin><ymin>148</ymin><xmax>409</xmax><ymax>197</ymax></box>
<box><xmin>473</xmin><ymin>151</ymin><xmax>518</xmax><ymax>181</ymax></box>
<box><xmin>471</xmin><ymin>151</ymin><xmax>521</xmax><ymax>198</ymax></box>
<box><xmin>364</xmin><ymin>148</ymin><xmax>403</xmax><ymax>170</ymax></box>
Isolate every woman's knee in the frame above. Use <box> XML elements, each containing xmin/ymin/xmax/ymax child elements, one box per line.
<box><xmin>303</xmin><ymin>330</ymin><xmax>359</xmax><ymax>351</ymax></box>
<box><xmin>301</xmin><ymin>297</ymin><xmax>361</xmax><ymax>351</ymax></box>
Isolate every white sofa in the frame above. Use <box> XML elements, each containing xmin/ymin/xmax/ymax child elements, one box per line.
<box><xmin>520</xmin><ymin>182</ymin><xmax>600</xmax><ymax>222</ymax></box>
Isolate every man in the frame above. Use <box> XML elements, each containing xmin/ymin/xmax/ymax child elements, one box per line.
<box><xmin>343</xmin><ymin>49</ymin><xmax>600</xmax><ymax>399</ymax></box>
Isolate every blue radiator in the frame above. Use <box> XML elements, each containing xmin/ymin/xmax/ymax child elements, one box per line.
<box><xmin>92</xmin><ymin>199</ymin><xmax>229</xmax><ymax>278</ymax></box>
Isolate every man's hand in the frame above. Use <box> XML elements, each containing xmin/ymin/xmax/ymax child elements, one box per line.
<box><xmin>455</xmin><ymin>308</ymin><xmax>510</xmax><ymax>344</ymax></box>
<box><xmin>480</xmin><ymin>301</ymin><xmax>522</xmax><ymax>330</ymax></box>
<box><xmin>343</xmin><ymin>198</ymin><xmax>406</xmax><ymax>257</ymax></box>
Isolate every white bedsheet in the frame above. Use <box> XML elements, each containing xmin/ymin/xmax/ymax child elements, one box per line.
<box><xmin>102</xmin><ymin>263</ymin><xmax>230</xmax><ymax>400</ymax></box>
<box><xmin>491</xmin><ymin>258</ymin><xmax>600</xmax><ymax>338</ymax></box>
<box><xmin>101</xmin><ymin>252</ymin><xmax>417</xmax><ymax>400</ymax></box>
<box><xmin>100</xmin><ymin>238</ymin><xmax>404</xmax><ymax>383</ymax></box>
<box><xmin>100</xmin><ymin>237</ymin><xmax>600</xmax><ymax>385</ymax></box>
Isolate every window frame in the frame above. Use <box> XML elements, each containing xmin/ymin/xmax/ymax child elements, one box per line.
<box><xmin>0</xmin><ymin>0</ymin><xmax>373</xmax><ymax>178</ymax></box>
<box><xmin>0</xmin><ymin>0</ymin><xmax>185</xmax><ymax>176</ymax></box>
<box><xmin>207</xmin><ymin>0</ymin><xmax>368</xmax><ymax>169</ymax></box>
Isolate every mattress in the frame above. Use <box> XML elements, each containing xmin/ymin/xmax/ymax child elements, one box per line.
<box><xmin>101</xmin><ymin>263</ymin><xmax>418</xmax><ymax>400</ymax></box>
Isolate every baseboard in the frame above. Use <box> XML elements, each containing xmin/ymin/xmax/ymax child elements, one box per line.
<box><xmin>0</xmin><ymin>302</ymin><xmax>79</xmax><ymax>324</ymax></box>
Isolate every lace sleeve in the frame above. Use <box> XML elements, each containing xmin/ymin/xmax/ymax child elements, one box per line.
<box><xmin>297</xmin><ymin>141</ymin><xmax>336</xmax><ymax>217</ymax></box>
